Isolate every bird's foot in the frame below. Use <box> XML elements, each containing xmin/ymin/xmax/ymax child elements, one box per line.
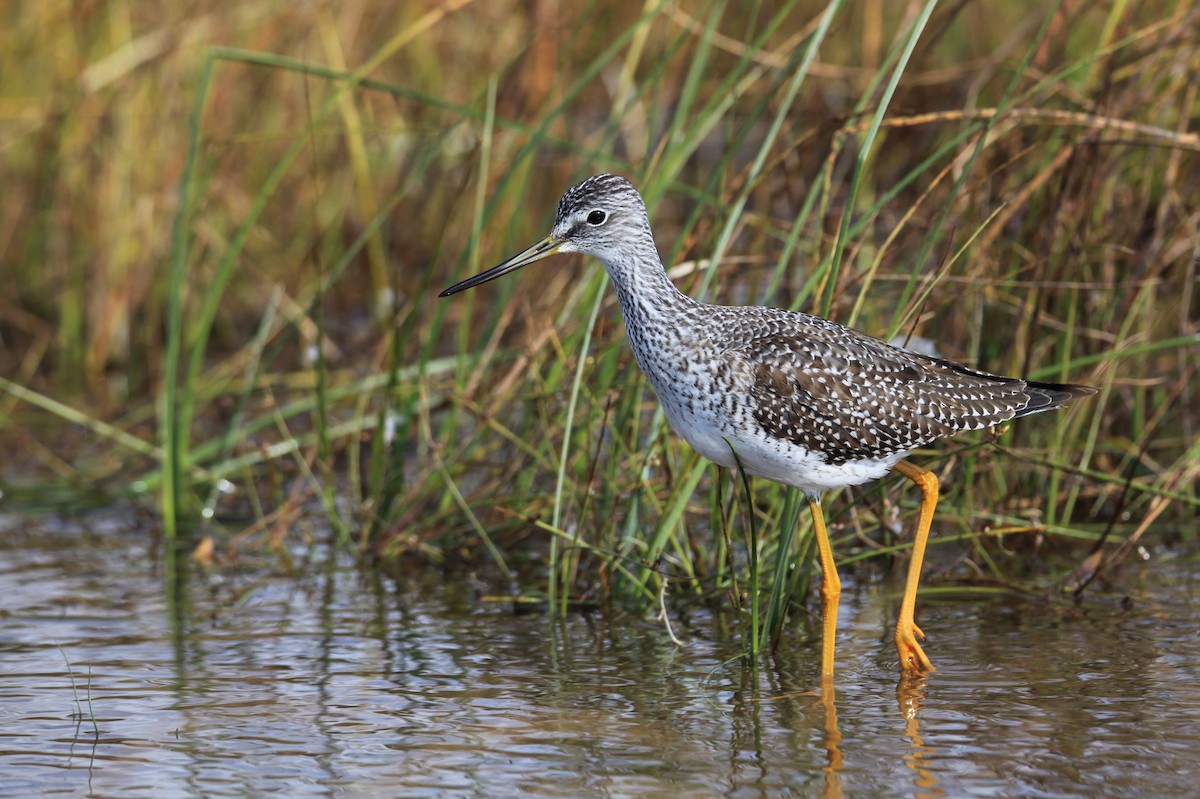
<box><xmin>895</xmin><ymin>619</ymin><xmax>935</xmax><ymax>673</ymax></box>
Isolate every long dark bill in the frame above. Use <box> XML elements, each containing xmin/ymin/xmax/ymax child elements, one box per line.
<box><xmin>439</xmin><ymin>235</ymin><xmax>563</xmax><ymax>297</ymax></box>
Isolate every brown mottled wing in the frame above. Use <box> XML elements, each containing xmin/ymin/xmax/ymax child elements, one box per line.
<box><xmin>722</xmin><ymin>316</ymin><xmax>1030</xmax><ymax>465</ymax></box>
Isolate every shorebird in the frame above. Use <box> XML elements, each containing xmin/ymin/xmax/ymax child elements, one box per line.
<box><xmin>440</xmin><ymin>173</ymin><xmax>1095</xmax><ymax>675</ymax></box>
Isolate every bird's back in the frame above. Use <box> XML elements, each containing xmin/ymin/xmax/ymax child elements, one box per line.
<box><xmin>718</xmin><ymin>304</ymin><xmax>1093</xmax><ymax>460</ymax></box>
<box><xmin>627</xmin><ymin>301</ymin><xmax>1094</xmax><ymax>493</ymax></box>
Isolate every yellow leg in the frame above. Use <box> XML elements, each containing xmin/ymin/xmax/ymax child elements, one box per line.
<box><xmin>808</xmin><ymin>497</ymin><xmax>841</xmax><ymax>681</ymax></box>
<box><xmin>892</xmin><ymin>460</ymin><xmax>937</xmax><ymax>672</ymax></box>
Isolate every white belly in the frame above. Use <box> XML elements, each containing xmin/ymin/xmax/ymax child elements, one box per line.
<box><xmin>658</xmin><ymin>396</ymin><xmax>906</xmax><ymax>498</ymax></box>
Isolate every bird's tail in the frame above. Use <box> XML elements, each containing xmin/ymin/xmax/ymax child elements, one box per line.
<box><xmin>1016</xmin><ymin>380</ymin><xmax>1098</xmax><ymax>417</ymax></box>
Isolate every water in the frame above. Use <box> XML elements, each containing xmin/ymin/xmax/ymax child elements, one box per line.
<box><xmin>2</xmin><ymin>512</ymin><xmax>1198</xmax><ymax>798</ymax></box>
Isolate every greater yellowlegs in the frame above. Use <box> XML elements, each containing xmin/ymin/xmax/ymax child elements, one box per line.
<box><xmin>440</xmin><ymin>173</ymin><xmax>1095</xmax><ymax>675</ymax></box>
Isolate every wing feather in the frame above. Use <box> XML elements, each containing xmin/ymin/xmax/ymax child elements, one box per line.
<box><xmin>717</xmin><ymin>310</ymin><xmax>1029</xmax><ymax>463</ymax></box>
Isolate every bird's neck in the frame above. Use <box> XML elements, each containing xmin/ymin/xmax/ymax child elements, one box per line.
<box><xmin>602</xmin><ymin>250</ymin><xmax>697</xmax><ymax>333</ymax></box>
<box><xmin>599</xmin><ymin>246</ymin><xmax>707</xmax><ymax>395</ymax></box>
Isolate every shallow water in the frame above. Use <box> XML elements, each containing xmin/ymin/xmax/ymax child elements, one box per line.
<box><xmin>2</xmin><ymin>513</ymin><xmax>1198</xmax><ymax>798</ymax></box>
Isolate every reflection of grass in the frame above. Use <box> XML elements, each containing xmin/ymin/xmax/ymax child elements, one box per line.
<box><xmin>1</xmin><ymin>3</ymin><xmax>1197</xmax><ymax>631</ymax></box>
<box><xmin>60</xmin><ymin>648</ymin><xmax>99</xmax><ymax>737</ymax></box>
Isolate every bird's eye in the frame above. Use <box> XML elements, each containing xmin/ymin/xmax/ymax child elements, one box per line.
<box><xmin>586</xmin><ymin>210</ymin><xmax>607</xmax><ymax>226</ymax></box>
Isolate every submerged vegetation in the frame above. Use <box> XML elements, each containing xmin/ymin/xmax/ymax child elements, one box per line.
<box><xmin>1</xmin><ymin>1</ymin><xmax>1197</xmax><ymax>629</ymax></box>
